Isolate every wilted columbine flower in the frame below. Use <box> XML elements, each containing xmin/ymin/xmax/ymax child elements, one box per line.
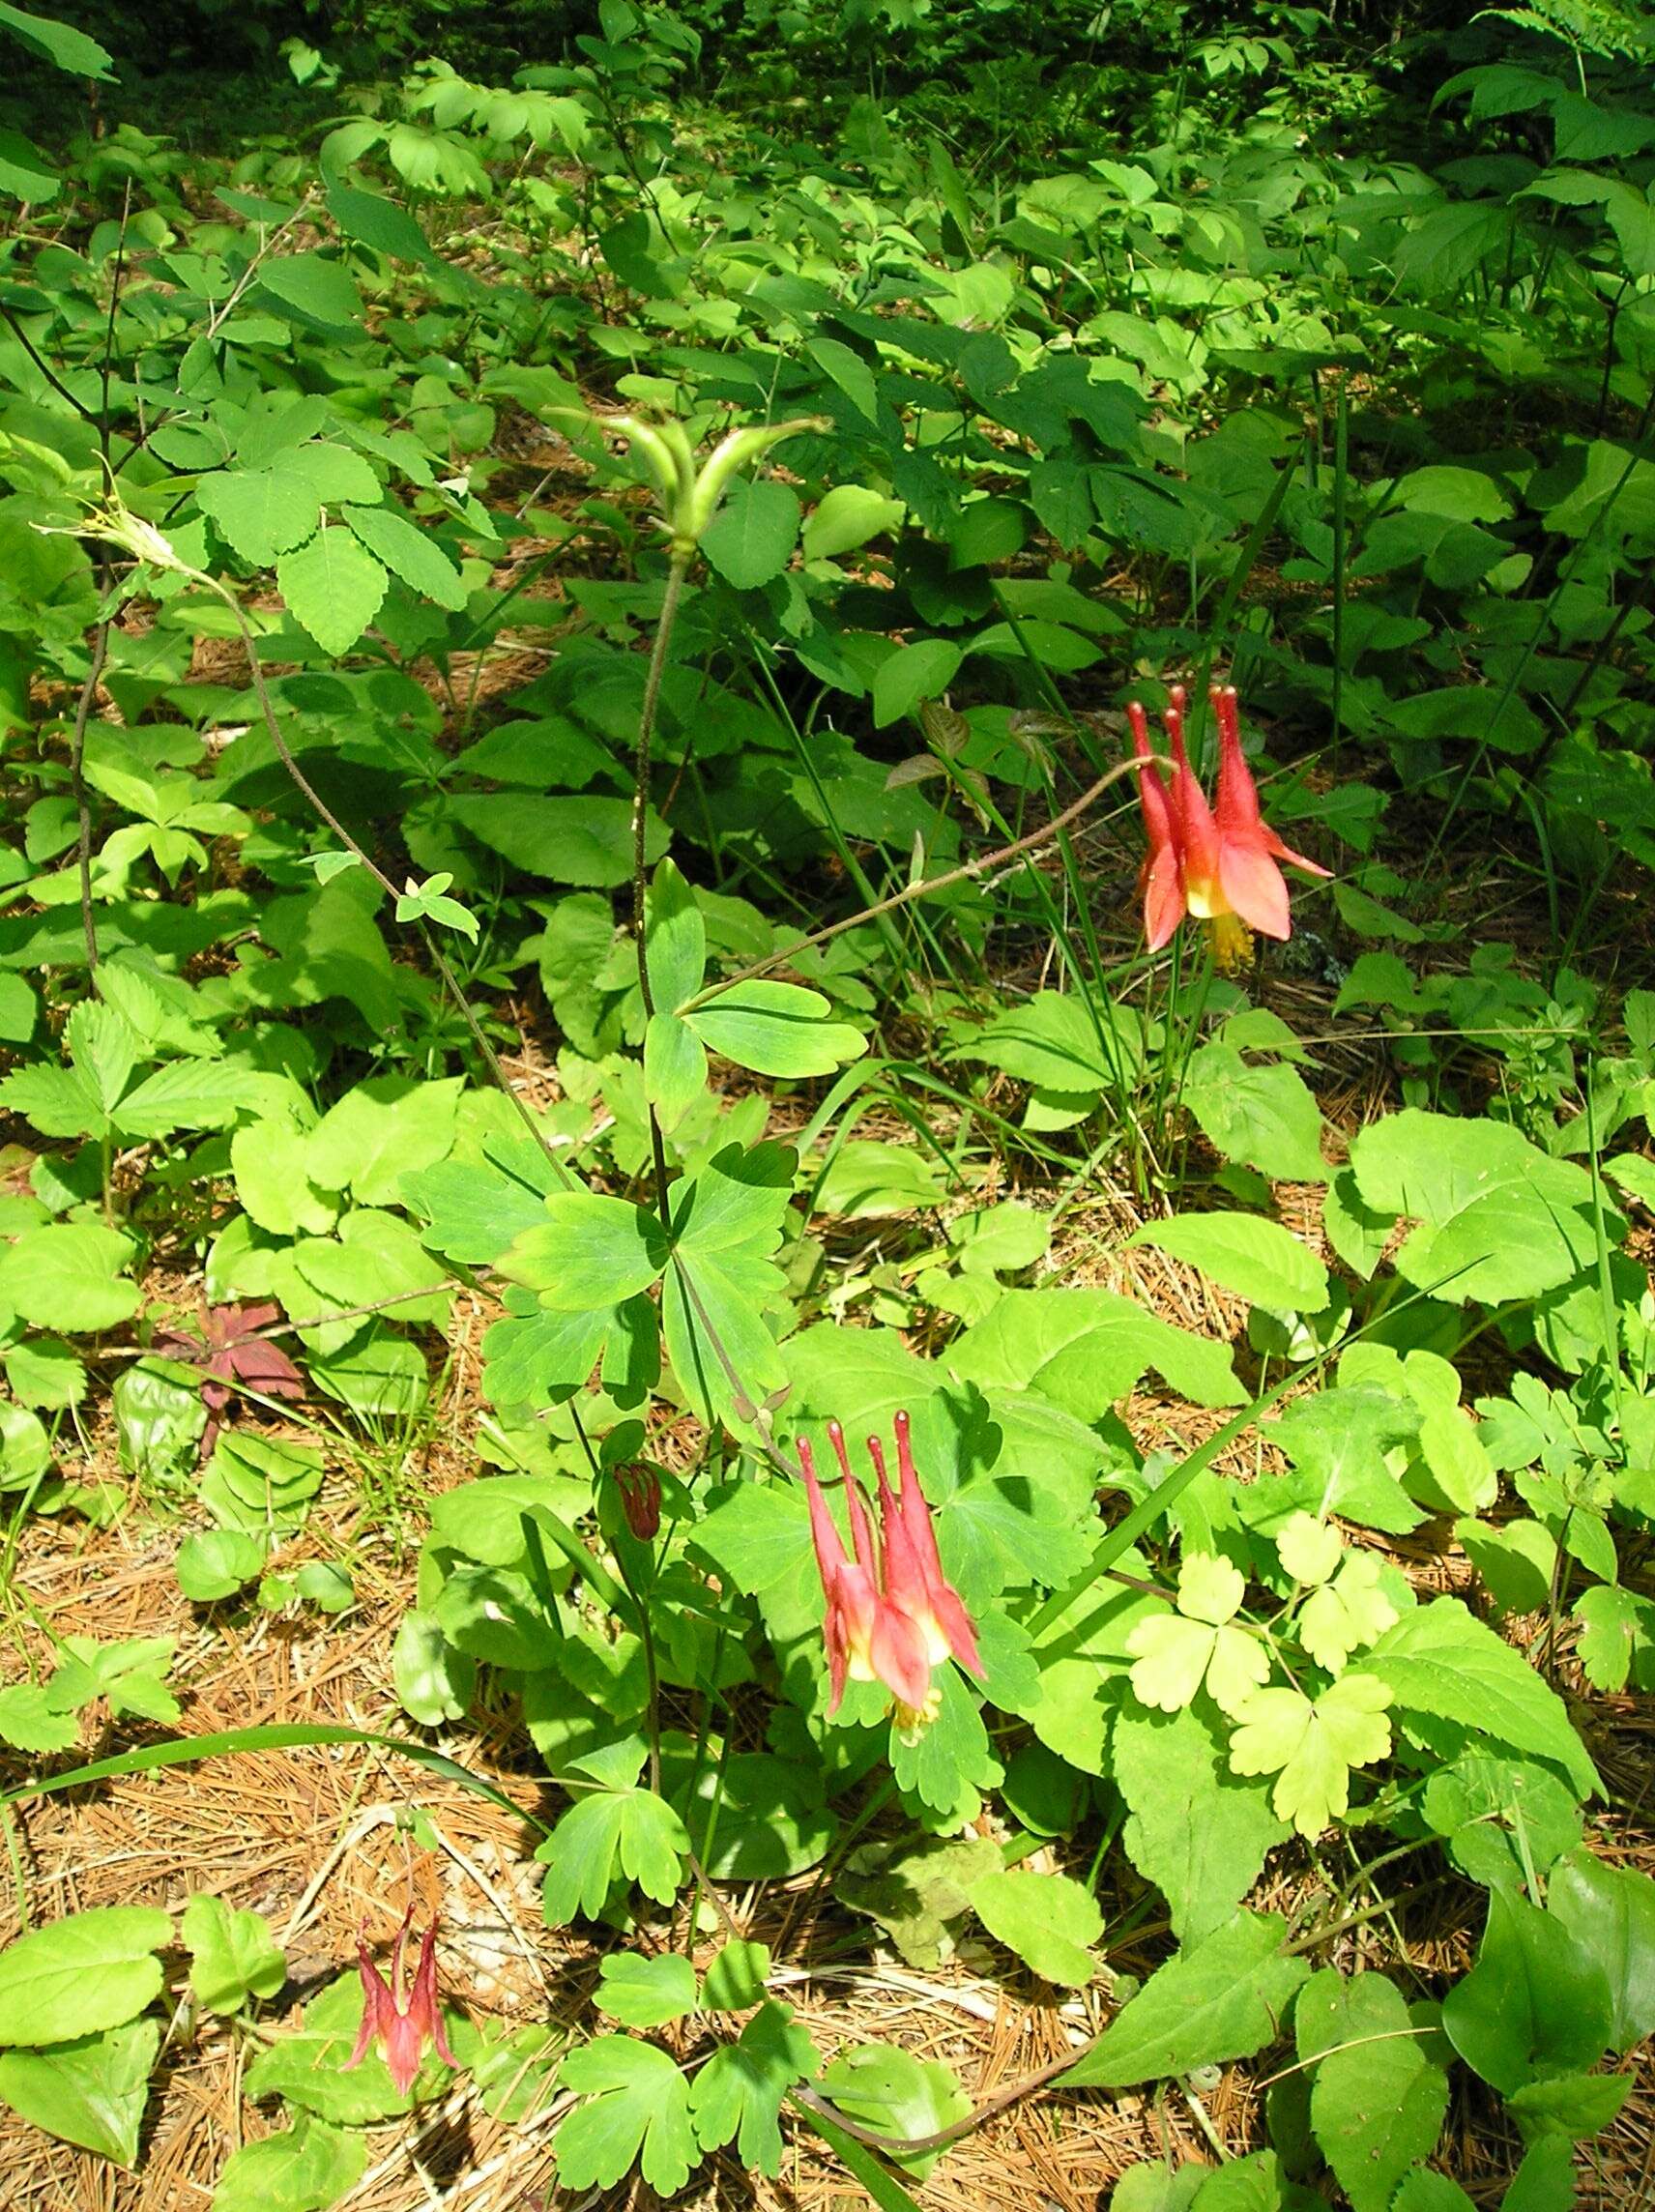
<box><xmin>1130</xmin><ymin>682</ymin><xmax>1330</xmax><ymax>972</ymax></box>
<box><xmin>343</xmin><ymin>1907</ymin><xmax>458</xmax><ymax>2098</ymax></box>
<box><xmin>799</xmin><ymin>1410</ymin><xmax>983</xmax><ymax>1734</ymax></box>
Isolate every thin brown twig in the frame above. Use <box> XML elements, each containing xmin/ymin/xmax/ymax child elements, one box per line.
<box><xmin>677</xmin><ymin>756</ymin><xmax>1146</xmax><ymax>1015</ymax></box>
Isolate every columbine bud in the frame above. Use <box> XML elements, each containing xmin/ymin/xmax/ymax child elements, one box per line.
<box><xmin>614</xmin><ymin>1464</ymin><xmax>661</xmax><ymax>1542</ymax></box>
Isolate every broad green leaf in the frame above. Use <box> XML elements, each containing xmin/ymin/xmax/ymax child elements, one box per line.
<box><xmin>968</xmin><ymin>1869</ymin><xmax>1102</xmax><ymax>1989</ymax></box>
<box><xmin>1349</xmin><ymin>1111</ymin><xmax>1609</xmax><ymax>1305</ymax></box>
<box><xmin>952</xmin><ymin>990</ymin><xmax>1140</xmax><ymax>1096</ymax></box>
<box><xmin>645</xmin><ymin>1011</ymin><xmax>708</xmax><ymax>1128</ymax></box>
<box><xmin>0</xmin><ymin>1</ymin><xmax>114</xmax><ymax>77</ymax></box>
<box><xmin>245</xmin><ymin>1969</ymin><xmax>448</xmax><ymax>2121</ymax></box>
<box><xmin>176</xmin><ymin>1529</ymin><xmax>269</xmax><ymax>1603</ymax></box>
<box><xmin>1061</xmin><ymin>1911</ymin><xmax>1309</xmax><ymax>2088</ymax></box>
<box><xmin>1295</xmin><ymin>1969</ymin><xmax>1448</xmax><ymax>2212</ymax></box>
<box><xmin>646</xmin><ymin>859</ymin><xmax>708</xmax><ymax>1010</ymax></box>
<box><xmin>0</xmin><ymin>1399</ymin><xmax>49</xmax><ymax>1490</ymax></box>
<box><xmin>199</xmin><ymin>1434</ymin><xmax>323</xmax><ymax>1536</ymax></box>
<box><xmin>684</xmin><ymin>978</ymin><xmax>866</xmax><ymax>1077</ymax></box>
<box><xmin>1182</xmin><ymin>1047</ymin><xmax>1327</xmax><ymax>1183</ymax></box>
<box><xmin>1131</xmin><ymin>1213</ymin><xmax>1328</xmax><ymax>1314</ymax></box>
<box><xmin>1573</xmin><ymin>1584</ymin><xmax>1655</xmax><ymax>1692</ymax></box>
<box><xmin>1505</xmin><ymin>2070</ymin><xmax>1631</xmax><ymax>2142</ymax></box>
<box><xmin>689</xmin><ymin>2000</ymin><xmax>818</xmax><ymax>2176</ymax></box>
<box><xmin>0</xmin><ymin>1907</ymin><xmax>172</xmax><ymax>2045</ymax></box>
<box><xmin>815</xmin><ymin>2044</ymin><xmax>970</xmax><ymax>2179</ymax></box>
<box><xmin>802</xmin><ymin>483</ymin><xmax>905</xmax><ymax>560</ymax></box>
<box><xmin>257</xmin><ymin>251</ymin><xmax>364</xmax><ymax>332</ymax></box>
<box><xmin>498</xmin><ymin>1190</ymin><xmax>671</xmax><ymax>1309</ymax></box>
<box><xmin>805</xmin><ymin>334</ymin><xmax>879</xmax><ymax>422</ymax></box>
<box><xmin>871</xmin><ymin>636</ymin><xmax>964</xmax><ymax>727</ymax></box>
<box><xmin>1547</xmin><ymin>1848</ymin><xmax>1655</xmax><ymax>2055</ymax></box>
<box><xmin>448</xmin><ymin>793</ymin><xmax>668</xmax><ymax>888</ymax></box>
<box><xmin>341</xmin><ymin>502</ymin><xmax>467</xmax><ymax>610</ymax></box>
<box><xmin>1389</xmin><ymin>2177</ymin><xmax>1477</xmax><ymax>2212</ymax></box>
<box><xmin>701</xmin><ymin>477</ymin><xmax>800</xmax><ymax>589</ymax></box>
<box><xmin>838</xmin><ymin>1835</ymin><xmax>1002</xmax><ymax>1969</ymax></box>
<box><xmin>555</xmin><ymin>2035</ymin><xmax>699</xmax><ymax>2197</ymax></box>
<box><xmin>948</xmin><ymin>1287</ymin><xmax>1243</xmax><ymax>1413</ymax></box>
<box><xmin>0</xmin><ymin>1062</ymin><xmax>106</xmax><ymax>1140</ymax></box>
<box><xmin>183</xmin><ymin>1893</ymin><xmax>286</xmax><ymax>2017</ymax></box>
<box><xmin>114</xmin><ymin>1061</ymin><xmax>272</xmax><ymax>1139</ymax></box>
<box><xmin>1114</xmin><ymin>1703</ymin><xmax>1288</xmax><ymax>1943</ymax></box>
<box><xmin>324</xmin><ymin>178</ymin><xmax>433</xmax><ymax>263</ymax></box>
<box><xmin>1420</xmin><ymin>1753</ymin><xmax>1583</xmax><ymax>1892</ymax></box>
<box><xmin>1441</xmin><ymin>1890</ymin><xmax>1612</xmax><ymax>2094</ymax></box>
<box><xmin>196</xmin><ymin>469</ymin><xmax>321</xmax><ymax>567</ymax></box>
<box><xmin>0</xmin><ymin>126</ymin><xmax>58</xmax><ymax>202</ymax></box>
<box><xmin>1111</xmin><ymin>2163</ymin><xmax>1205</xmax><ymax>2210</ymax></box>
<box><xmin>305</xmin><ymin>1074</ymin><xmax>463</xmax><ymax>1203</ymax></box>
<box><xmin>1227</xmin><ymin>1674</ymin><xmax>1393</xmax><ymax>1840</ymax></box>
<box><xmin>211</xmin><ymin>2116</ymin><xmax>368</xmax><ymax>2212</ymax></box>
<box><xmin>0</xmin><ymin>1223</ymin><xmax>140</xmax><ymax>1332</ymax></box>
<box><xmin>1352</xmin><ymin>1598</ymin><xmax>1599</xmax><ymax>1799</ymax></box>
<box><xmin>276</xmin><ymin>529</ymin><xmax>388</xmax><ymax>656</ymax></box>
<box><xmin>595</xmin><ymin>1951</ymin><xmax>698</xmax><ymax>2027</ymax></box>
<box><xmin>230</xmin><ymin>1121</ymin><xmax>338</xmax><ymax>1237</ymax></box>
<box><xmin>392</xmin><ymin>1613</ymin><xmax>475</xmax><ymax>1727</ymax></box>
<box><xmin>0</xmin><ymin>2019</ymin><xmax>157</xmax><ymax>2166</ymax></box>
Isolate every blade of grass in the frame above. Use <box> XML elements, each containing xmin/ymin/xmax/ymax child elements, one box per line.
<box><xmin>1</xmin><ymin>1722</ymin><xmax>550</xmax><ymax>1835</ymax></box>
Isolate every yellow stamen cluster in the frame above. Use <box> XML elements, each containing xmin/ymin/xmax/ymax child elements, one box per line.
<box><xmin>1205</xmin><ymin>913</ymin><xmax>1254</xmax><ymax>974</ymax></box>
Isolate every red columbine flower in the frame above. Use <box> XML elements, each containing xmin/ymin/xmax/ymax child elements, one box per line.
<box><xmin>799</xmin><ymin>1410</ymin><xmax>983</xmax><ymax>1732</ymax></box>
<box><xmin>1129</xmin><ymin>682</ymin><xmax>1330</xmax><ymax>972</ymax></box>
<box><xmin>343</xmin><ymin>1907</ymin><xmax>458</xmax><ymax>2098</ymax></box>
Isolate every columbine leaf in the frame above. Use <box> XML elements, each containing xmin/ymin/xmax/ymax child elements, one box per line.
<box><xmin>555</xmin><ymin>2036</ymin><xmax>699</xmax><ymax>2197</ymax></box>
<box><xmin>536</xmin><ymin>1778</ymin><xmax>688</xmax><ymax>1927</ymax></box>
<box><xmin>594</xmin><ymin>1952</ymin><xmax>697</xmax><ymax>2028</ymax></box>
<box><xmin>1275</xmin><ymin>1512</ymin><xmax>1342</xmax><ymax>1587</ymax></box>
<box><xmin>1227</xmin><ymin>1674</ymin><xmax>1393</xmax><ymax>1840</ymax></box>
<box><xmin>688</xmin><ymin>2001</ymin><xmax>818</xmax><ymax>2175</ymax></box>
<box><xmin>1296</xmin><ymin>1552</ymin><xmax>1399</xmax><ymax>1673</ymax></box>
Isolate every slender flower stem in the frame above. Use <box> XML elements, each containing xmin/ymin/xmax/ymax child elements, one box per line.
<box><xmin>632</xmin><ymin>554</ymin><xmax>691</xmax><ymax>1230</ymax></box>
